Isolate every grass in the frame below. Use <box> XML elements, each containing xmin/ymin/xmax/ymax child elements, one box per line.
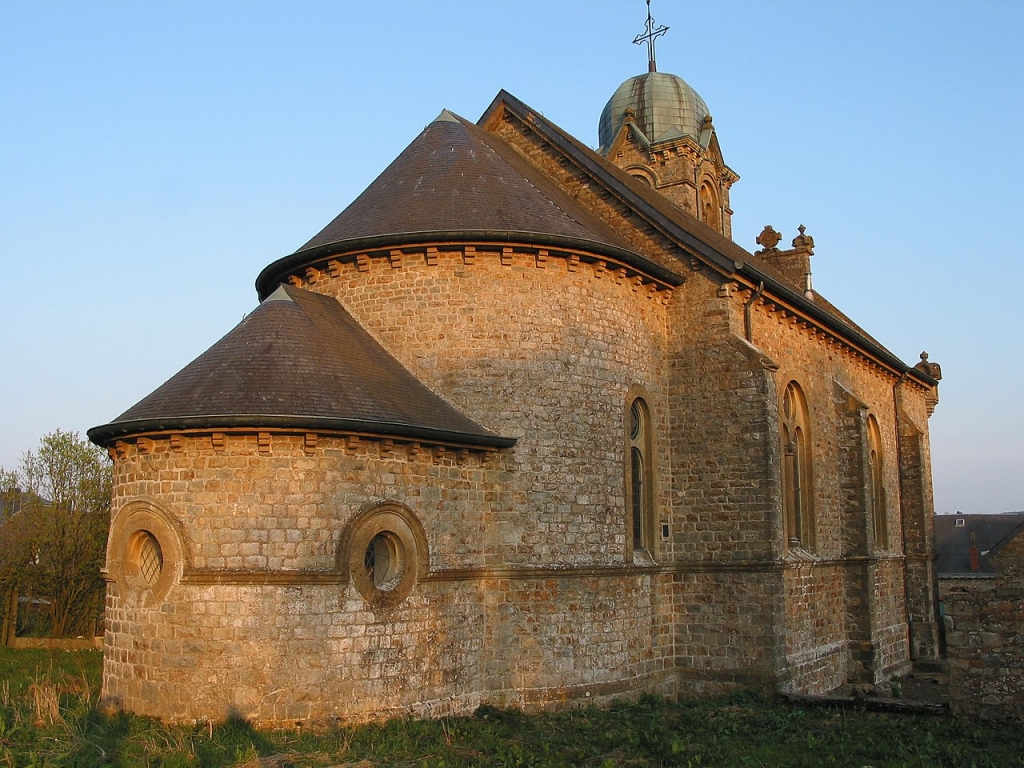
<box><xmin>1</xmin><ymin>647</ymin><xmax>1022</xmax><ymax>767</ymax></box>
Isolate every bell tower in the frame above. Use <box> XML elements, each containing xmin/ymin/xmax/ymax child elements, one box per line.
<box><xmin>598</xmin><ymin>2</ymin><xmax>739</xmax><ymax>238</ymax></box>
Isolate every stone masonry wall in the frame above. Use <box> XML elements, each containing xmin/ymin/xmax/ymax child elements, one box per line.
<box><xmin>943</xmin><ymin>530</ymin><xmax>1024</xmax><ymax>721</ymax></box>
<box><xmin>741</xmin><ymin>287</ymin><xmax>923</xmax><ymax>690</ymax></box>
<box><xmin>103</xmin><ymin>432</ymin><xmax>672</xmax><ymax>723</ymax></box>
<box><xmin>299</xmin><ymin>246</ymin><xmax>671</xmax><ymax>568</ymax></box>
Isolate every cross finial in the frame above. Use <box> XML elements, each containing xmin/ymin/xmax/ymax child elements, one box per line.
<box><xmin>633</xmin><ymin>0</ymin><xmax>669</xmax><ymax>73</ymax></box>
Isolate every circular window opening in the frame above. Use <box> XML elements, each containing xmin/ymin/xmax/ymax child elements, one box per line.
<box><xmin>364</xmin><ymin>532</ymin><xmax>404</xmax><ymax>592</ymax></box>
<box><xmin>345</xmin><ymin>505</ymin><xmax>427</xmax><ymax>608</ymax></box>
<box><xmin>630</xmin><ymin>401</ymin><xmax>643</xmax><ymax>440</ymax></box>
<box><xmin>137</xmin><ymin>531</ymin><xmax>164</xmax><ymax>586</ymax></box>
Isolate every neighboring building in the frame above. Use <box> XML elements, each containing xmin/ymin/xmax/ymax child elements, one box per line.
<box><xmin>88</xmin><ymin>50</ymin><xmax>943</xmax><ymax>723</ymax></box>
<box><xmin>935</xmin><ymin>512</ymin><xmax>1024</xmax><ymax>577</ymax></box>
<box><xmin>939</xmin><ymin>516</ymin><xmax>1024</xmax><ymax>720</ymax></box>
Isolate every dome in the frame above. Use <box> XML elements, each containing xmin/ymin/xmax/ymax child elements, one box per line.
<box><xmin>598</xmin><ymin>71</ymin><xmax>709</xmax><ymax>151</ymax></box>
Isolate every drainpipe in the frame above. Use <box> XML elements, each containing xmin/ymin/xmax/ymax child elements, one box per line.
<box><xmin>744</xmin><ymin>281</ymin><xmax>764</xmax><ymax>342</ymax></box>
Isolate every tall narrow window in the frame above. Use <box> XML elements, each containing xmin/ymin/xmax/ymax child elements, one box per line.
<box><xmin>781</xmin><ymin>382</ymin><xmax>814</xmax><ymax>549</ymax></box>
<box><xmin>700</xmin><ymin>182</ymin><xmax>721</xmax><ymax>230</ymax></box>
<box><xmin>867</xmin><ymin>415</ymin><xmax>887</xmax><ymax>550</ymax></box>
<box><xmin>629</xmin><ymin>398</ymin><xmax>653</xmax><ymax>554</ymax></box>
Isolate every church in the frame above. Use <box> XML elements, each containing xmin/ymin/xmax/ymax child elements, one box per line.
<box><xmin>88</xmin><ymin>21</ymin><xmax>943</xmax><ymax>723</ymax></box>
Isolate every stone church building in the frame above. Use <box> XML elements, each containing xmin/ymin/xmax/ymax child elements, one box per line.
<box><xmin>89</xmin><ymin>55</ymin><xmax>943</xmax><ymax>723</ymax></box>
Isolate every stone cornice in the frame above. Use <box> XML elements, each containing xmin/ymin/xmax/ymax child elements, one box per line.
<box><xmin>257</xmin><ymin>234</ymin><xmax>683</xmax><ymax>300</ymax></box>
<box><xmin>173</xmin><ymin>555</ymin><xmax>914</xmax><ymax>587</ymax></box>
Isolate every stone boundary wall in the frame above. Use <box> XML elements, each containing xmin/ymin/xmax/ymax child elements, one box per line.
<box><xmin>942</xmin><ymin>528</ymin><xmax>1024</xmax><ymax>721</ymax></box>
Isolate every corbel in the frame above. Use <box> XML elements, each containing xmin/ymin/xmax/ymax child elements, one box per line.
<box><xmin>593</xmin><ymin>259</ymin><xmax>606</xmax><ymax>278</ymax></box>
<box><xmin>567</xmin><ymin>253</ymin><xmax>580</xmax><ymax>272</ymax></box>
<box><xmin>211</xmin><ymin>433</ymin><xmax>225</xmax><ymax>452</ymax></box>
<box><xmin>257</xmin><ymin>432</ymin><xmax>272</xmax><ymax>455</ymax></box>
<box><xmin>462</xmin><ymin>246</ymin><xmax>476</xmax><ymax>265</ymax></box>
<box><xmin>346</xmin><ymin>435</ymin><xmax>361</xmax><ymax>454</ymax></box>
<box><xmin>535</xmin><ymin>249</ymin><xmax>548</xmax><ymax>268</ymax></box>
<box><xmin>389</xmin><ymin>250</ymin><xmax>403</xmax><ymax>269</ymax></box>
<box><xmin>287</xmin><ymin>275</ymin><xmax>303</xmax><ymax>288</ymax></box>
<box><xmin>137</xmin><ymin>437</ymin><xmax>155</xmax><ymax>456</ymax></box>
<box><xmin>327</xmin><ymin>259</ymin><xmax>343</xmax><ymax>278</ymax></box>
<box><xmin>305</xmin><ymin>266</ymin><xmax>321</xmax><ymax>284</ymax></box>
<box><xmin>380</xmin><ymin>439</ymin><xmax>395</xmax><ymax>458</ymax></box>
<box><xmin>500</xmin><ymin>247</ymin><xmax>514</xmax><ymax>267</ymax></box>
<box><xmin>169</xmin><ymin>434</ymin><xmax>183</xmax><ymax>452</ymax></box>
<box><xmin>356</xmin><ymin>254</ymin><xmax>370</xmax><ymax>273</ymax></box>
<box><xmin>426</xmin><ymin>247</ymin><xmax>439</xmax><ymax>266</ymax></box>
<box><xmin>303</xmin><ymin>433</ymin><xmax>318</xmax><ymax>455</ymax></box>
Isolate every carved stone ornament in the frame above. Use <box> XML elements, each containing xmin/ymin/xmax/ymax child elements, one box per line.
<box><xmin>792</xmin><ymin>224</ymin><xmax>815</xmax><ymax>252</ymax></box>
<box><xmin>914</xmin><ymin>351</ymin><xmax>942</xmax><ymax>381</ymax></box>
<box><xmin>755</xmin><ymin>225</ymin><xmax>782</xmax><ymax>253</ymax></box>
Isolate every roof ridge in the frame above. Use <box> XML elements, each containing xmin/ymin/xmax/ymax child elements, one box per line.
<box><xmin>458</xmin><ymin>116</ymin><xmax>617</xmax><ymax>246</ymax></box>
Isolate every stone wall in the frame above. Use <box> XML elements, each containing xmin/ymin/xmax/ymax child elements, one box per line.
<box><xmin>943</xmin><ymin>527</ymin><xmax>1024</xmax><ymax>721</ymax></box>
<box><xmin>102</xmin><ymin>431</ymin><xmax>676</xmax><ymax>724</ymax></box>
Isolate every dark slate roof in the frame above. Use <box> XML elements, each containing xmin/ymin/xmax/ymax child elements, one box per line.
<box><xmin>256</xmin><ymin>110</ymin><xmax>655</xmax><ymax>296</ymax></box>
<box><xmin>88</xmin><ymin>286</ymin><xmax>513</xmax><ymax>448</ymax></box>
<box><xmin>935</xmin><ymin>513</ymin><xmax>1024</xmax><ymax>576</ymax></box>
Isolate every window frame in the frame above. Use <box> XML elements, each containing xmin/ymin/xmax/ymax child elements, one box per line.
<box><xmin>781</xmin><ymin>381</ymin><xmax>815</xmax><ymax>550</ymax></box>
<box><xmin>627</xmin><ymin>395</ymin><xmax>655</xmax><ymax>557</ymax></box>
<box><xmin>866</xmin><ymin>414</ymin><xmax>888</xmax><ymax>550</ymax></box>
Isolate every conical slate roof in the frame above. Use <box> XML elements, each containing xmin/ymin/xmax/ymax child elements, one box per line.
<box><xmin>256</xmin><ymin>110</ymin><xmax>639</xmax><ymax>296</ymax></box>
<box><xmin>88</xmin><ymin>285</ymin><xmax>513</xmax><ymax>448</ymax></box>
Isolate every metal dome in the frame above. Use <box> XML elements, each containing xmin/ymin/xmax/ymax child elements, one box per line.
<box><xmin>598</xmin><ymin>71</ymin><xmax>709</xmax><ymax>151</ymax></box>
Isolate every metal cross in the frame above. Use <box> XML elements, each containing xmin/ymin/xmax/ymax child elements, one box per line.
<box><xmin>633</xmin><ymin>0</ymin><xmax>669</xmax><ymax>73</ymax></box>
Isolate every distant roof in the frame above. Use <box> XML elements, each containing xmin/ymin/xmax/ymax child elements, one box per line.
<box><xmin>935</xmin><ymin>513</ymin><xmax>1024</xmax><ymax>576</ymax></box>
<box><xmin>257</xmin><ymin>109</ymin><xmax>649</xmax><ymax>297</ymax></box>
<box><xmin>88</xmin><ymin>286</ymin><xmax>513</xmax><ymax>449</ymax></box>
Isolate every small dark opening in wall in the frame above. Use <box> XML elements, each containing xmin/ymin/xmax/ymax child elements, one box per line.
<box><xmin>661</xmin><ymin>524</ymin><xmax>670</xmax><ymax>539</ymax></box>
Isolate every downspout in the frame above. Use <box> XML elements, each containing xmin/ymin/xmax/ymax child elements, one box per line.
<box><xmin>744</xmin><ymin>281</ymin><xmax>764</xmax><ymax>342</ymax></box>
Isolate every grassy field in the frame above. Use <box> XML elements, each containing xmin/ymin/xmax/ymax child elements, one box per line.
<box><xmin>1</xmin><ymin>647</ymin><xmax>1022</xmax><ymax>767</ymax></box>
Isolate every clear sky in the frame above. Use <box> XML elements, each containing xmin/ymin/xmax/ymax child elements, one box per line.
<box><xmin>1</xmin><ymin>1</ymin><xmax>1021</xmax><ymax>514</ymax></box>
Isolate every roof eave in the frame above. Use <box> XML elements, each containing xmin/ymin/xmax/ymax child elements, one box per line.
<box><xmin>256</xmin><ymin>229</ymin><xmax>683</xmax><ymax>299</ymax></box>
<box><xmin>87</xmin><ymin>414</ymin><xmax>517</xmax><ymax>450</ymax></box>
<box><xmin>736</xmin><ymin>261</ymin><xmax>938</xmax><ymax>385</ymax></box>
<box><xmin>484</xmin><ymin>92</ymin><xmax>934</xmax><ymax>383</ymax></box>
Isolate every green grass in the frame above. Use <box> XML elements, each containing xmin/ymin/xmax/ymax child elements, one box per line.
<box><xmin>1</xmin><ymin>647</ymin><xmax>1021</xmax><ymax>767</ymax></box>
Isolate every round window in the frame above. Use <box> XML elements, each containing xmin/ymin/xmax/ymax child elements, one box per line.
<box><xmin>345</xmin><ymin>505</ymin><xmax>426</xmax><ymax>608</ymax></box>
<box><xmin>630</xmin><ymin>400</ymin><xmax>643</xmax><ymax>440</ymax></box>
<box><xmin>109</xmin><ymin>502</ymin><xmax>181</xmax><ymax>607</ymax></box>
<box><xmin>364</xmin><ymin>532</ymin><xmax>404</xmax><ymax>591</ymax></box>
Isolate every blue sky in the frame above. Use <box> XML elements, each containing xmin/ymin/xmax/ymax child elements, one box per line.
<box><xmin>1</xmin><ymin>1</ymin><xmax>1021</xmax><ymax>514</ymax></box>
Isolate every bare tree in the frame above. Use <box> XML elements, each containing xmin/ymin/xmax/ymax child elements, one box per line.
<box><xmin>0</xmin><ymin>430</ymin><xmax>111</xmax><ymax>638</ymax></box>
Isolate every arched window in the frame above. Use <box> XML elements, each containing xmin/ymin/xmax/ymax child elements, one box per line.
<box><xmin>781</xmin><ymin>382</ymin><xmax>814</xmax><ymax>549</ymax></box>
<box><xmin>867</xmin><ymin>415</ymin><xmax>887</xmax><ymax>550</ymax></box>
<box><xmin>699</xmin><ymin>181</ymin><xmax>720</xmax><ymax>230</ymax></box>
<box><xmin>628</xmin><ymin>398</ymin><xmax>654</xmax><ymax>555</ymax></box>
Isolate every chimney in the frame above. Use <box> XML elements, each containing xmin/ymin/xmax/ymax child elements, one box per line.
<box><xmin>969</xmin><ymin>531</ymin><xmax>980</xmax><ymax>572</ymax></box>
